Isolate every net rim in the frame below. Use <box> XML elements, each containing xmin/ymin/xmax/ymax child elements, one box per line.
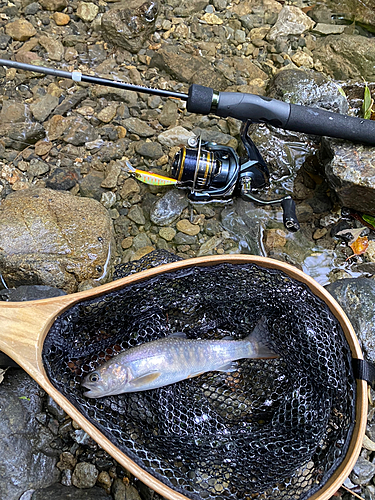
<box><xmin>8</xmin><ymin>254</ymin><xmax>366</xmax><ymax>500</ymax></box>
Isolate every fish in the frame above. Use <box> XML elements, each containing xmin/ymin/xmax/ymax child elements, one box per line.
<box><xmin>82</xmin><ymin>317</ymin><xmax>278</xmax><ymax>398</ymax></box>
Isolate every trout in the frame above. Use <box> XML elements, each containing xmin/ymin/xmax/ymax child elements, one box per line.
<box><xmin>82</xmin><ymin>317</ymin><xmax>277</xmax><ymax>397</ymax></box>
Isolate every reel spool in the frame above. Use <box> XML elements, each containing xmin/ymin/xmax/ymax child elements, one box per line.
<box><xmin>172</xmin><ymin>121</ymin><xmax>300</xmax><ymax>232</ymax></box>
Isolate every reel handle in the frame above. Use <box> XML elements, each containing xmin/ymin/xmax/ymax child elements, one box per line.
<box><xmin>281</xmin><ymin>197</ymin><xmax>300</xmax><ymax>233</ymax></box>
<box><xmin>187</xmin><ymin>84</ymin><xmax>375</xmax><ymax>146</ymax></box>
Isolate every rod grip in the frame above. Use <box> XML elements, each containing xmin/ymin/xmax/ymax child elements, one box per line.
<box><xmin>286</xmin><ymin>103</ymin><xmax>375</xmax><ymax>145</ymax></box>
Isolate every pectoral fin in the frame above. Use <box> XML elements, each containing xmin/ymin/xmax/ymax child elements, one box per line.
<box><xmin>129</xmin><ymin>372</ymin><xmax>161</xmax><ymax>389</ymax></box>
<box><xmin>216</xmin><ymin>361</ymin><xmax>239</xmax><ymax>373</ymax></box>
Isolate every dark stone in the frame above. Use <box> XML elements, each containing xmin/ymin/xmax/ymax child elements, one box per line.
<box><xmin>53</xmin><ymin>89</ymin><xmax>88</xmax><ymax>116</ymax></box>
<box><xmin>2</xmin><ymin>122</ymin><xmax>46</xmax><ymax>150</ymax></box>
<box><xmin>0</xmin><ymin>34</ymin><xmax>11</xmax><ymax>49</ymax></box>
<box><xmin>313</xmin><ymin>35</ymin><xmax>375</xmax><ymax>81</ymax></box>
<box><xmin>0</xmin><ymin>370</ymin><xmax>60</xmax><ymax>500</ymax></box>
<box><xmin>45</xmin><ymin>167</ymin><xmax>80</xmax><ymax>191</ymax></box>
<box><xmin>267</xmin><ymin>68</ymin><xmax>348</xmax><ymax>113</ymax></box>
<box><xmin>135</xmin><ymin>141</ymin><xmax>164</xmax><ymax>158</ymax></box>
<box><xmin>150</xmin><ymin>45</ymin><xmax>228</xmax><ymax>90</ymax></box>
<box><xmin>32</xmin><ymin>483</ymin><xmax>112</xmax><ymax>499</ymax></box>
<box><xmin>326</xmin><ymin>278</ymin><xmax>375</xmax><ymax>364</ymax></box>
<box><xmin>78</xmin><ymin>170</ymin><xmax>106</xmax><ymax>201</ymax></box>
<box><xmin>0</xmin><ymin>285</ymin><xmax>66</xmax><ymax>301</ymax></box>
<box><xmin>325</xmin><ymin>0</ymin><xmax>375</xmax><ymax>32</ymax></box>
<box><xmin>101</xmin><ymin>0</ymin><xmax>159</xmax><ymax>53</ymax></box>
<box><xmin>62</xmin><ymin>117</ymin><xmax>99</xmax><ymax>146</ymax></box>
<box><xmin>322</xmin><ymin>138</ymin><xmax>375</xmax><ymax>216</ymax></box>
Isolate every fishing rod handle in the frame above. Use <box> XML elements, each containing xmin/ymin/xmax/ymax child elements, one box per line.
<box><xmin>187</xmin><ymin>84</ymin><xmax>375</xmax><ymax>146</ymax></box>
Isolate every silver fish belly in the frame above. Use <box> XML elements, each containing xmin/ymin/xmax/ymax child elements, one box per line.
<box><xmin>82</xmin><ymin>317</ymin><xmax>276</xmax><ymax>398</ymax></box>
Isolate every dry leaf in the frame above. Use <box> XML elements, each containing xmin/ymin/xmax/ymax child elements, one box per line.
<box><xmin>336</xmin><ymin>227</ymin><xmax>365</xmax><ymax>242</ymax></box>
<box><xmin>0</xmin><ymin>367</ymin><xmax>9</xmax><ymax>384</ymax></box>
<box><xmin>347</xmin><ymin>236</ymin><xmax>369</xmax><ymax>260</ymax></box>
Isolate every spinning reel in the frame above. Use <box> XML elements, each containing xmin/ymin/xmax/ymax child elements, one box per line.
<box><xmin>172</xmin><ymin>121</ymin><xmax>300</xmax><ymax>232</ymax></box>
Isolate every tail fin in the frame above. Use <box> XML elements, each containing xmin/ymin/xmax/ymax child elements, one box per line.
<box><xmin>246</xmin><ymin>316</ymin><xmax>279</xmax><ymax>359</ymax></box>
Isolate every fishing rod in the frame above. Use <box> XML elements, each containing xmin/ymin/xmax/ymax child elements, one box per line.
<box><xmin>1</xmin><ymin>58</ymin><xmax>375</xmax><ymax>145</ymax></box>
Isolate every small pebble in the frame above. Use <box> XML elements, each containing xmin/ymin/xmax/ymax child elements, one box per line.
<box><xmin>53</xmin><ymin>12</ymin><xmax>70</xmax><ymax>25</ymax></box>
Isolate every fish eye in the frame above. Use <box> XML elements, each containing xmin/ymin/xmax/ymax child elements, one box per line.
<box><xmin>89</xmin><ymin>372</ymin><xmax>100</xmax><ymax>383</ymax></box>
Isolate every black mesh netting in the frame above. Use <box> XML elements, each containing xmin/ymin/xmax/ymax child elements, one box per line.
<box><xmin>42</xmin><ymin>256</ymin><xmax>356</xmax><ymax>500</ymax></box>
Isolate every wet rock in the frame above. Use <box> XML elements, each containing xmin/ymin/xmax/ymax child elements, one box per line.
<box><xmin>38</xmin><ymin>35</ymin><xmax>64</xmax><ymax>61</ymax></box>
<box><xmin>123</xmin><ymin>117</ymin><xmax>155</xmax><ymax>137</ymax></box>
<box><xmin>150</xmin><ymin>46</ymin><xmax>227</xmax><ymax>89</ymax></box>
<box><xmin>158</xmin><ymin>126</ymin><xmax>195</xmax><ymax>147</ymax></box>
<box><xmin>2</xmin><ymin>122</ymin><xmax>46</xmax><ymax>150</ymax></box>
<box><xmin>101</xmin><ymin>0</ymin><xmax>159</xmax><ymax>53</ymax></box>
<box><xmin>264</xmin><ymin>228</ymin><xmax>287</xmax><ymax>252</ymax></box>
<box><xmin>150</xmin><ymin>189</ymin><xmax>189</xmax><ymax>226</ymax></box>
<box><xmin>313</xmin><ymin>34</ymin><xmax>375</xmax><ymax>81</ymax></box>
<box><xmin>322</xmin><ymin>139</ymin><xmax>375</xmax><ymax>215</ymax></box>
<box><xmin>312</xmin><ymin>23</ymin><xmax>346</xmax><ymax>35</ymax></box>
<box><xmin>5</xmin><ymin>19</ymin><xmax>36</xmax><ymax>41</ymax></box>
<box><xmin>0</xmin><ymin>188</ymin><xmax>114</xmax><ymax>293</ymax></box>
<box><xmin>77</xmin><ymin>2</ymin><xmax>99</xmax><ymax>22</ymax></box>
<box><xmin>350</xmin><ymin>456</ymin><xmax>375</xmax><ymax>485</ymax></box>
<box><xmin>0</xmin><ymin>370</ymin><xmax>60</xmax><ymax>500</ymax></box>
<box><xmin>325</xmin><ymin>0</ymin><xmax>375</xmax><ymax>32</ymax></box>
<box><xmin>326</xmin><ymin>278</ymin><xmax>375</xmax><ymax>364</ymax></box>
<box><xmin>62</xmin><ymin>116</ymin><xmax>99</xmax><ymax>146</ymax></box>
<box><xmin>30</xmin><ymin>94</ymin><xmax>59</xmax><ymax>122</ymax></box>
<box><xmin>267</xmin><ymin>6</ymin><xmax>315</xmax><ymax>41</ymax></box>
<box><xmin>72</xmin><ymin>462</ymin><xmax>99</xmax><ymax>488</ymax></box>
<box><xmin>267</xmin><ymin>69</ymin><xmax>348</xmax><ymax>113</ymax></box>
<box><xmin>221</xmin><ymin>198</ymin><xmax>269</xmax><ymax>255</ymax></box>
<box><xmin>32</xmin><ymin>483</ymin><xmax>111</xmax><ymax>499</ymax></box>
<box><xmin>174</xmin><ymin>232</ymin><xmax>197</xmax><ymax>245</ymax></box>
<box><xmin>0</xmin><ymin>284</ymin><xmax>66</xmax><ymax>302</ymax></box>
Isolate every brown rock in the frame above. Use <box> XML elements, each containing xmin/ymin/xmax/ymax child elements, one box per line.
<box><xmin>5</xmin><ymin>20</ymin><xmax>36</xmax><ymax>41</ymax></box>
<box><xmin>264</xmin><ymin>229</ymin><xmax>287</xmax><ymax>252</ymax></box>
<box><xmin>119</xmin><ymin>177</ymin><xmax>140</xmax><ymax>199</ymax></box>
<box><xmin>53</xmin><ymin>12</ymin><xmax>70</xmax><ymax>25</ymax></box>
<box><xmin>39</xmin><ymin>0</ymin><xmax>68</xmax><ymax>10</ymax></box>
<box><xmin>0</xmin><ymin>188</ymin><xmax>115</xmax><ymax>293</ymax></box>
<box><xmin>176</xmin><ymin>219</ymin><xmax>200</xmax><ymax>236</ymax></box>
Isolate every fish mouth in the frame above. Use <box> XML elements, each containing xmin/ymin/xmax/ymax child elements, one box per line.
<box><xmin>83</xmin><ymin>389</ymin><xmax>98</xmax><ymax>398</ymax></box>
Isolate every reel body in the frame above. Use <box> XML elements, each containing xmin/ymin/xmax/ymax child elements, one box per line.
<box><xmin>172</xmin><ymin>121</ymin><xmax>300</xmax><ymax>232</ymax></box>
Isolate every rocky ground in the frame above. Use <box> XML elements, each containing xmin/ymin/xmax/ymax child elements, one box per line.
<box><xmin>1</xmin><ymin>0</ymin><xmax>375</xmax><ymax>499</ymax></box>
